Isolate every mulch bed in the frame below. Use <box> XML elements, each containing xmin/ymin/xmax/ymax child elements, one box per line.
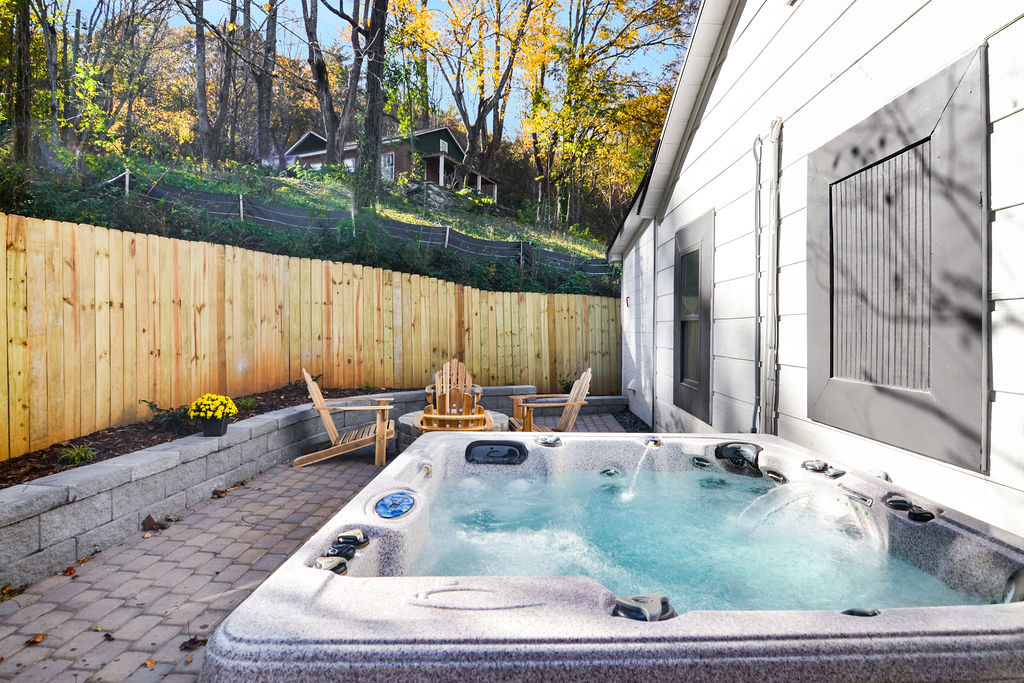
<box><xmin>1</xmin><ymin>382</ymin><xmax>651</xmax><ymax>489</ymax></box>
<box><xmin>0</xmin><ymin>382</ymin><xmax>377</xmax><ymax>490</ymax></box>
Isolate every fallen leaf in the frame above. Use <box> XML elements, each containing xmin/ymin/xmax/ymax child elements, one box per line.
<box><xmin>25</xmin><ymin>634</ymin><xmax>46</xmax><ymax>645</ymax></box>
<box><xmin>79</xmin><ymin>556</ymin><xmax>92</xmax><ymax>564</ymax></box>
<box><xmin>179</xmin><ymin>636</ymin><xmax>207</xmax><ymax>651</ymax></box>
<box><xmin>211</xmin><ymin>489</ymin><xmax>227</xmax><ymax>499</ymax></box>
<box><xmin>64</xmin><ymin>567</ymin><xmax>76</xmax><ymax>576</ymax></box>
<box><xmin>186</xmin><ymin>656</ymin><xmax>193</xmax><ymax>664</ymax></box>
<box><xmin>142</xmin><ymin>514</ymin><xmax>169</xmax><ymax>531</ymax></box>
<box><xmin>185</xmin><ymin>503</ymin><xmax>191</xmax><ymax>508</ymax></box>
<box><xmin>104</xmin><ymin>633</ymin><xmax>115</xmax><ymax>641</ymax></box>
<box><xmin>165</xmin><ymin>515</ymin><xmax>182</xmax><ymax>522</ymax></box>
<box><xmin>144</xmin><ymin>533</ymin><xmax>152</xmax><ymax>539</ymax></box>
<box><xmin>144</xmin><ymin>659</ymin><xmax>155</xmax><ymax>668</ymax></box>
<box><xmin>94</xmin><ymin>626</ymin><xmax>102</xmax><ymax>632</ymax></box>
<box><xmin>1</xmin><ymin>584</ymin><xmax>26</xmax><ymax>602</ymax></box>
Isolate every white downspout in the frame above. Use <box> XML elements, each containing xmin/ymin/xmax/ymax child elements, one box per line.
<box><xmin>651</xmin><ymin>218</ymin><xmax>658</xmax><ymax>431</ymax></box>
<box><xmin>751</xmin><ymin>136</ymin><xmax>763</xmax><ymax>432</ymax></box>
<box><xmin>760</xmin><ymin>118</ymin><xmax>783</xmax><ymax>435</ymax></box>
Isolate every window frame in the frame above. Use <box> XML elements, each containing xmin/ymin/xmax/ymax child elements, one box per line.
<box><xmin>806</xmin><ymin>47</ymin><xmax>989</xmax><ymax>471</ymax></box>
<box><xmin>673</xmin><ymin>210</ymin><xmax>714</xmax><ymax>423</ymax></box>
<box><xmin>380</xmin><ymin>151</ymin><xmax>395</xmax><ymax>181</ymax></box>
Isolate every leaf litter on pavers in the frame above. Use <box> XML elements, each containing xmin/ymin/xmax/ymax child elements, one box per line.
<box><xmin>180</xmin><ymin>636</ymin><xmax>207</xmax><ymax>650</ymax></box>
<box><xmin>1</xmin><ymin>584</ymin><xmax>26</xmax><ymax>602</ymax></box>
<box><xmin>142</xmin><ymin>514</ymin><xmax>169</xmax><ymax>531</ymax></box>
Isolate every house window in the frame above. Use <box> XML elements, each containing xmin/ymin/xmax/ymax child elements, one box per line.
<box><xmin>380</xmin><ymin>152</ymin><xmax>395</xmax><ymax>181</ymax></box>
<box><xmin>673</xmin><ymin>210</ymin><xmax>714</xmax><ymax>423</ymax></box>
<box><xmin>440</xmin><ymin>139</ymin><xmax>449</xmax><ymax>153</ymax></box>
<box><xmin>806</xmin><ymin>48</ymin><xmax>988</xmax><ymax>471</ymax></box>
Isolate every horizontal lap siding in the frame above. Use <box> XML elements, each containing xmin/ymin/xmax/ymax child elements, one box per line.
<box><xmin>644</xmin><ymin>0</ymin><xmax>1024</xmax><ymax>532</ymax></box>
<box><xmin>0</xmin><ymin>215</ymin><xmax>620</xmax><ymax>460</ymax></box>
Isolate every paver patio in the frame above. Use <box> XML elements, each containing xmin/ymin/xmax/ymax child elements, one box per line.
<box><xmin>0</xmin><ymin>414</ymin><xmax>625</xmax><ymax>682</ymax></box>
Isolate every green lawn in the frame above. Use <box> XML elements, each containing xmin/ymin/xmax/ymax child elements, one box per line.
<box><xmin>132</xmin><ymin>160</ymin><xmax>606</xmax><ymax>260</ymax></box>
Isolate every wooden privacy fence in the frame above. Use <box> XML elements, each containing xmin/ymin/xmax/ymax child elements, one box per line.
<box><xmin>1</xmin><ymin>214</ymin><xmax>621</xmax><ymax>461</ymax></box>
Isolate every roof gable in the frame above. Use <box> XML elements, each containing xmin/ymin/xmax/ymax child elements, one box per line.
<box><xmin>285</xmin><ymin>131</ymin><xmax>328</xmax><ymax>157</ymax></box>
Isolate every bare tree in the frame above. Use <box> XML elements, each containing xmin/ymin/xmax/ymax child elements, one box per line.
<box><xmin>174</xmin><ymin>0</ymin><xmax>212</xmax><ymax>160</ymax></box>
<box><xmin>321</xmin><ymin>0</ymin><xmax>370</xmax><ymax>160</ymax></box>
<box><xmin>254</xmin><ymin>0</ymin><xmax>277</xmax><ymax>161</ymax></box>
<box><xmin>301</xmin><ymin>0</ymin><xmax>340</xmax><ymax>162</ymax></box>
<box><xmin>209</xmin><ymin>0</ymin><xmax>238</xmax><ymax>161</ymax></box>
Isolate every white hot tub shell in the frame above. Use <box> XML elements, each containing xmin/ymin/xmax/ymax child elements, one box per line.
<box><xmin>202</xmin><ymin>433</ymin><xmax>1024</xmax><ymax>682</ymax></box>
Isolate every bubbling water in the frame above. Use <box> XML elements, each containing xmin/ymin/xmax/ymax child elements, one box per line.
<box><xmin>408</xmin><ymin>470</ymin><xmax>980</xmax><ymax>611</ymax></box>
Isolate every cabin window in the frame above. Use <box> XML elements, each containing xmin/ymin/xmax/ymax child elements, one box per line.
<box><xmin>805</xmin><ymin>48</ymin><xmax>988</xmax><ymax>471</ymax></box>
<box><xmin>440</xmin><ymin>139</ymin><xmax>449</xmax><ymax>153</ymax></box>
<box><xmin>380</xmin><ymin>152</ymin><xmax>395</xmax><ymax>181</ymax></box>
<box><xmin>673</xmin><ymin>210</ymin><xmax>714</xmax><ymax>423</ymax></box>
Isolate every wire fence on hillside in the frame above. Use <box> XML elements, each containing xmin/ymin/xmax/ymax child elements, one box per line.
<box><xmin>122</xmin><ymin>177</ymin><xmax>615</xmax><ymax>276</ymax></box>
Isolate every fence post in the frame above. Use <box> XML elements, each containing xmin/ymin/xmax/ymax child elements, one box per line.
<box><xmin>238</xmin><ymin>194</ymin><xmax>244</xmax><ymax>221</ymax></box>
<box><xmin>124</xmin><ymin>168</ymin><xmax>129</xmax><ymax>197</ymax></box>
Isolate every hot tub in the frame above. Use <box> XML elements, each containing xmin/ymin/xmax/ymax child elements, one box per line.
<box><xmin>202</xmin><ymin>433</ymin><xmax>1024</xmax><ymax>681</ymax></box>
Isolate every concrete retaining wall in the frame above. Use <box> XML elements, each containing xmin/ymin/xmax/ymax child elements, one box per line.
<box><xmin>0</xmin><ymin>385</ymin><xmax>623</xmax><ymax>590</ymax></box>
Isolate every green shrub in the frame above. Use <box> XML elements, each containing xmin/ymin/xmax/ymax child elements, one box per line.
<box><xmin>235</xmin><ymin>396</ymin><xmax>259</xmax><ymax>411</ymax></box>
<box><xmin>58</xmin><ymin>443</ymin><xmax>97</xmax><ymax>464</ymax></box>
<box><xmin>138</xmin><ymin>399</ymin><xmax>194</xmax><ymax>429</ymax></box>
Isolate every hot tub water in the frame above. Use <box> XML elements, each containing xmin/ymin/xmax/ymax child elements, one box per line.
<box><xmin>408</xmin><ymin>469</ymin><xmax>980</xmax><ymax>611</ymax></box>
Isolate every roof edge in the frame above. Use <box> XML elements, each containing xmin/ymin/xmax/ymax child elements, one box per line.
<box><xmin>607</xmin><ymin>0</ymin><xmax>739</xmax><ymax>262</ymax></box>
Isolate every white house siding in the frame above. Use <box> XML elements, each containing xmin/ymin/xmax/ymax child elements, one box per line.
<box><xmin>643</xmin><ymin>0</ymin><xmax>1024</xmax><ymax>536</ymax></box>
<box><xmin>621</xmin><ymin>223</ymin><xmax>655</xmax><ymax>425</ymax></box>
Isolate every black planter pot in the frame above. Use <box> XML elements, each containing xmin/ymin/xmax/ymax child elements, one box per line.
<box><xmin>201</xmin><ymin>417</ymin><xmax>229</xmax><ymax>437</ymax></box>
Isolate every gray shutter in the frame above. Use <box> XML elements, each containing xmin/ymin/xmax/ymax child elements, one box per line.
<box><xmin>674</xmin><ymin>211</ymin><xmax>714</xmax><ymax>423</ymax></box>
<box><xmin>806</xmin><ymin>48</ymin><xmax>989</xmax><ymax>471</ymax></box>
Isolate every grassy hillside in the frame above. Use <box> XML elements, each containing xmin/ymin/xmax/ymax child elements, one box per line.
<box><xmin>3</xmin><ymin>157</ymin><xmax>618</xmax><ymax>297</ymax></box>
<box><xmin>133</xmin><ymin>160</ymin><xmax>606</xmax><ymax>259</ymax></box>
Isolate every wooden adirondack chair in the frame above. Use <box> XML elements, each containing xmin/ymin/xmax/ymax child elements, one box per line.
<box><xmin>293</xmin><ymin>369</ymin><xmax>395</xmax><ymax>468</ymax></box>
<box><xmin>509</xmin><ymin>368</ymin><xmax>592</xmax><ymax>432</ymax></box>
<box><xmin>416</xmin><ymin>387</ymin><xmax>494</xmax><ymax>432</ymax></box>
<box><xmin>419</xmin><ymin>359</ymin><xmax>490</xmax><ymax>432</ymax></box>
<box><xmin>425</xmin><ymin>358</ymin><xmax>482</xmax><ymax>411</ymax></box>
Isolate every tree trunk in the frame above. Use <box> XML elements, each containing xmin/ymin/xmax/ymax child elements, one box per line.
<box><xmin>209</xmin><ymin>0</ymin><xmax>237</xmax><ymax>161</ymax></box>
<box><xmin>336</xmin><ymin>45</ymin><xmax>363</xmax><ymax>161</ymax></box>
<box><xmin>33</xmin><ymin>0</ymin><xmax>60</xmax><ymax>140</ymax></box>
<box><xmin>12</xmin><ymin>0</ymin><xmax>32</xmax><ymax>169</ymax></box>
<box><xmin>354</xmin><ymin>0</ymin><xmax>389</xmax><ymax>208</ymax></box>
<box><xmin>254</xmin><ymin>1</ymin><xmax>277</xmax><ymax>162</ymax></box>
<box><xmin>61</xmin><ymin>14</ymin><xmax>70</xmax><ymax>144</ymax></box>
<box><xmin>301</xmin><ymin>0</ymin><xmax>339</xmax><ymax>162</ymax></box>
<box><xmin>67</xmin><ymin>9</ymin><xmax>80</xmax><ymax>149</ymax></box>
<box><xmin>192</xmin><ymin>0</ymin><xmax>211</xmax><ymax>160</ymax></box>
